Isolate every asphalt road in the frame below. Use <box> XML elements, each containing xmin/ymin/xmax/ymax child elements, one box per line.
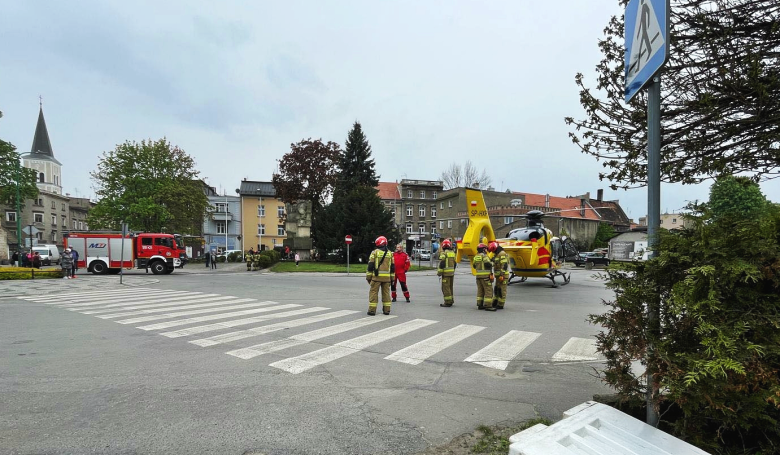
<box><xmin>0</xmin><ymin>264</ymin><xmax>614</xmax><ymax>455</ymax></box>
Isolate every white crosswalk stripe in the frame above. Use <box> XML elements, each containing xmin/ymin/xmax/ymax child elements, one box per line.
<box><xmin>464</xmin><ymin>330</ymin><xmax>541</xmax><ymax>370</ymax></box>
<box><xmin>226</xmin><ymin>315</ymin><xmax>396</xmax><ymax>360</ymax></box>
<box><xmin>385</xmin><ymin>324</ymin><xmax>486</xmax><ymax>365</ymax></box>
<box><xmin>551</xmin><ymin>337</ymin><xmax>602</xmax><ymax>362</ymax></box>
<box><xmin>135</xmin><ymin>303</ymin><xmax>307</xmax><ymax>331</ymax></box>
<box><xmin>269</xmin><ymin>319</ymin><xmax>438</xmax><ymax>374</ymax></box>
<box><xmin>26</xmin><ymin>289</ymin><xmax>604</xmax><ymax>373</ymax></box>
<box><xmin>95</xmin><ymin>297</ymin><xmax>246</xmax><ymax>319</ymax></box>
<box><xmin>116</xmin><ymin>300</ymin><xmax>270</xmax><ymax>324</ymax></box>
<box><xmin>186</xmin><ymin>310</ymin><xmax>359</xmax><ymax>346</ymax></box>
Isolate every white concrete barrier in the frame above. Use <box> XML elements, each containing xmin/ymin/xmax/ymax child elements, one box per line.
<box><xmin>508</xmin><ymin>401</ymin><xmax>708</xmax><ymax>455</ymax></box>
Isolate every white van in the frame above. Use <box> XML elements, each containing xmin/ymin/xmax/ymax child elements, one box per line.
<box><xmin>32</xmin><ymin>245</ymin><xmax>60</xmax><ymax>266</ymax></box>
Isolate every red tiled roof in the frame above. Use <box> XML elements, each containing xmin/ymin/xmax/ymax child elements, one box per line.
<box><xmin>376</xmin><ymin>182</ymin><xmax>400</xmax><ymax>200</ymax></box>
<box><xmin>514</xmin><ymin>192</ymin><xmax>601</xmax><ymax>221</ymax></box>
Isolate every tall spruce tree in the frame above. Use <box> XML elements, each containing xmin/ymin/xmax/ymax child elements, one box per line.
<box><xmin>337</xmin><ymin>122</ymin><xmax>378</xmax><ymax>193</ymax></box>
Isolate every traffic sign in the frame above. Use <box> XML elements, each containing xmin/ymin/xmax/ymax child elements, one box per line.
<box><xmin>625</xmin><ymin>0</ymin><xmax>669</xmax><ymax>102</ymax></box>
<box><xmin>345</xmin><ymin>235</ymin><xmax>352</xmax><ymax>244</ymax></box>
<box><xmin>22</xmin><ymin>225</ymin><xmax>39</xmax><ymax>235</ymax></box>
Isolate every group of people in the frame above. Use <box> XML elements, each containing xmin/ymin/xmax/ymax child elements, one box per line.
<box><xmin>364</xmin><ymin>236</ymin><xmax>509</xmax><ymax>316</ymax></box>
<box><xmin>204</xmin><ymin>250</ymin><xmax>218</xmax><ymax>269</ymax></box>
<box><xmin>60</xmin><ymin>248</ymin><xmax>79</xmax><ymax>279</ymax></box>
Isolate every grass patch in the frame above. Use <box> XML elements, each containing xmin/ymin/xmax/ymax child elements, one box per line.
<box><xmin>471</xmin><ymin>418</ymin><xmax>552</xmax><ymax>454</ymax></box>
<box><xmin>269</xmin><ymin>262</ymin><xmax>434</xmax><ymax>273</ymax></box>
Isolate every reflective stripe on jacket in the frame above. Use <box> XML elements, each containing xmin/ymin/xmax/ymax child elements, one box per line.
<box><xmin>494</xmin><ymin>250</ymin><xmax>509</xmax><ymax>277</ymax></box>
<box><xmin>472</xmin><ymin>252</ymin><xmax>492</xmax><ymax>278</ymax></box>
<box><xmin>438</xmin><ymin>250</ymin><xmax>456</xmax><ymax>276</ymax></box>
<box><xmin>367</xmin><ymin>248</ymin><xmax>395</xmax><ymax>280</ymax></box>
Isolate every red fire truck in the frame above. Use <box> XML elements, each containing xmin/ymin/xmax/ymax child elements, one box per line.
<box><xmin>64</xmin><ymin>232</ymin><xmax>181</xmax><ymax>275</ymax></box>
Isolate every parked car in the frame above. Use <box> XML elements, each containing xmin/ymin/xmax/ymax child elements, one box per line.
<box><xmin>216</xmin><ymin>249</ymin><xmax>243</xmax><ymax>262</ymax></box>
<box><xmin>31</xmin><ymin>246</ymin><xmax>59</xmax><ymax>266</ymax></box>
<box><xmin>573</xmin><ymin>252</ymin><xmax>592</xmax><ymax>267</ymax></box>
<box><xmin>581</xmin><ymin>251</ymin><xmax>610</xmax><ymax>268</ymax></box>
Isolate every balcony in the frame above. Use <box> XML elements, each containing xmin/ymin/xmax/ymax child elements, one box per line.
<box><xmin>211</xmin><ymin>211</ymin><xmax>233</xmax><ymax>221</ymax></box>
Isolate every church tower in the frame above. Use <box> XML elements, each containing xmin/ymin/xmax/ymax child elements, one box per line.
<box><xmin>21</xmin><ymin>103</ymin><xmax>63</xmax><ymax>195</ymax></box>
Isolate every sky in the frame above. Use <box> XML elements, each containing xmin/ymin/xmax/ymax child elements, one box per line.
<box><xmin>2</xmin><ymin>0</ymin><xmax>778</xmax><ymax>222</ymax></box>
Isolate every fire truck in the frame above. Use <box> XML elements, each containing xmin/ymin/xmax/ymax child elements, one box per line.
<box><xmin>64</xmin><ymin>231</ymin><xmax>181</xmax><ymax>275</ymax></box>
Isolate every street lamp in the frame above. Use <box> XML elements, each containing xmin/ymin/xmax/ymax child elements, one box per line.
<box><xmin>224</xmin><ymin>193</ymin><xmax>228</xmax><ymax>262</ymax></box>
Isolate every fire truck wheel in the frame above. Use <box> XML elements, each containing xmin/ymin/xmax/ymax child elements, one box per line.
<box><xmin>91</xmin><ymin>261</ymin><xmax>108</xmax><ymax>275</ymax></box>
<box><xmin>150</xmin><ymin>261</ymin><xmax>167</xmax><ymax>275</ymax></box>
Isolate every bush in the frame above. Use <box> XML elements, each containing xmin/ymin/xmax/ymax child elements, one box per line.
<box><xmin>591</xmin><ymin>177</ymin><xmax>780</xmax><ymax>452</ymax></box>
<box><xmin>227</xmin><ymin>251</ymin><xmax>243</xmax><ymax>262</ymax></box>
<box><xmin>255</xmin><ymin>255</ymin><xmax>272</xmax><ymax>269</ymax></box>
<box><xmin>0</xmin><ymin>267</ymin><xmax>65</xmax><ymax>280</ymax></box>
<box><xmin>259</xmin><ymin>249</ymin><xmax>280</xmax><ymax>263</ymax></box>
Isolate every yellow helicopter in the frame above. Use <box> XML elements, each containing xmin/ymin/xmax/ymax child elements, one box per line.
<box><xmin>455</xmin><ymin>188</ymin><xmax>571</xmax><ymax>287</ymax></box>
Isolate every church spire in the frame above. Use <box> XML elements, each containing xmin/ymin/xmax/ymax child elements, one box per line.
<box><xmin>31</xmin><ymin>102</ymin><xmax>54</xmax><ymax>158</ymax></box>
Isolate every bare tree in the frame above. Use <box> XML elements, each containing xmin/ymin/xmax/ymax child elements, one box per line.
<box><xmin>440</xmin><ymin>161</ymin><xmax>492</xmax><ymax>190</ymax></box>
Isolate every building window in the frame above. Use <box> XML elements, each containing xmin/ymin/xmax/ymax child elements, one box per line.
<box><xmin>39</xmin><ymin>172</ymin><xmax>44</xmax><ymax>183</ymax></box>
<box><xmin>34</xmin><ymin>213</ymin><xmax>43</xmax><ymax>223</ymax></box>
<box><xmin>216</xmin><ymin>202</ymin><xmax>228</xmax><ymax>212</ymax></box>
<box><xmin>419</xmin><ymin>190</ymin><xmax>425</xmax><ymax>199</ymax></box>
<box><xmin>258</xmin><ymin>224</ymin><xmax>265</xmax><ymax>235</ymax></box>
<box><xmin>277</xmin><ymin>225</ymin><xmax>285</xmax><ymax>236</ymax></box>
<box><xmin>216</xmin><ymin>221</ymin><xmax>226</xmax><ymax>234</ymax></box>
<box><xmin>431</xmin><ymin>206</ymin><xmax>437</xmax><ymax>218</ymax></box>
<box><xmin>73</xmin><ymin>219</ymin><xmax>78</xmax><ymax>229</ymax></box>
<box><xmin>448</xmin><ymin>201</ymin><xmax>452</xmax><ymax>208</ymax></box>
<box><xmin>36</xmin><ymin>198</ymin><xmax>43</xmax><ymax>206</ymax></box>
<box><xmin>79</xmin><ymin>221</ymin><xmax>84</xmax><ymax>230</ymax></box>
<box><xmin>672</xmin><ymin>218</ymin><xmax>677</xmax><ymax>224</ymax></box>
<box><xmin>407</xmin><ymin>189</ymin><xmax>413</xmax><ymax>198</ymax></box>
<box><xmin>406</xmin><ymin>224</ymin><xmax>413</xmax><ymax>234</ymax></box>
<box><xmin>418</xmin><ymin>223</ymin><xmax>425</xmax><ymax>234</ymax></box>
<box><xmin>419</xmin><ymin>205</ymin><xmax>425</xmax><ymax>217</ymax></box>
<box><xmin>36</xmin><ymin>232</ymin><xmax>43</xmax><ymax>240</ymax></box>
<box><xmin>277</xmin><ymin>206</ymin><xmax>284</xmax><ymax>218</ymax></box>
<box><xmin>431</xmin><ymin>224</ymin><xmax>437</xmax><ymax>235</ymax></box>
<box><xmin>51</xmin><ymin>231</ymin><xmax>57</xmax><ymax>242</ymax></box>
<box><xmin>439</xmin><ymin>221</ymin><xmax>444</xmax><ymax>229</ymax></box>
<box><xmin>61</xmin><ymin>203</ymin><xmax>66</xmax><ymax>211</ymax></box>
<box><xmin>432</xmin><ymin>191</ymin><xmax>437</xmax><ymax>199</ymax></box>
<box><xmin>258</xmin><ymin>205</ymin><xmax>265</xmax><ymax>217</ymax></box>
<box><xmin>51</xmin><ymin>201</ymin><xmax>56</xmax><ymax>209</ymax></box>
<box><xmin>62</xmin><ymin>216</ymin><xmax>67</xmax><ymax>227</ymax></box>
<box><xmin>51</xmin><ymin>215</ymin><xmax>57</xmax><ymax>226</ymax></box>
<box><xmin>504</xmin><ymin>217</ymin><xmax>514</xmax><ymax>225</ymax></box>
<box><xmin>5</xmin><ymin>212</ymin><xmax>16</xmax><ymax>222</ymax></box>
<box><xmin>461</xmin><ymin>219</ymin><xmax>467</xmax><ymax>225</ymax></box>
<box><xmin>447</xmin><ymin>220</ymin><xmax>452</xmax><ymax>228</ymax></box>
<box><xmin>406</xmin><ymin>205</ymin><xmax>413</xmax><ymax>217</ymax></box>
<box><xmin>440</xmin><ymin>202</ymin><xmax>443</xmax><ymax>209</ymax></box>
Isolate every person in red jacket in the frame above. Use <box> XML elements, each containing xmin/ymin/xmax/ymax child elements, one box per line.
<box><xmin>391</xmin><ymin>244</ymin><xmax>411</xmax><ymax>302</ymax></box>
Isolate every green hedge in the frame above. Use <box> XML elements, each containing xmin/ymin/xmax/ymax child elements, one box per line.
<box><xmin>0</xmin><ymin>267</ymin><xmax>66</xmax><ymax>280</ymax></box>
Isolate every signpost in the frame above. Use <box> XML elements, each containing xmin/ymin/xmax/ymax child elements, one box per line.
<box><xmin>625</xmin><ymin>0</ymin><xmax>670</xmax><ymax>428</ymax></box>
<box><xmin>345</xmin><ymin>235</ymin><xmax>352</xmax><ymax>275</ymax></box>
<box><xmin>22</xmin><ymin>225</ymin><xmax>38</xmax><ymax>249</ymax></box>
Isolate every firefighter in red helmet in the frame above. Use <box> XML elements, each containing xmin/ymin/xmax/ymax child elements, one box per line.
<box><xmin>437</xmin><ymin>239</ymin><xmax>457</xmax><ymax>307</ymax></box>
<box><xmin>488</xmin><ymin>241</ymin><xmax>508</xmax><ymax>309</ymax></box>
<box><xmin>472</xmin><ymin>243</ymin><xmax>495</xmax><ymax>311</ymax></box>
<box><xmin>366</xmin><ymin>235</ymin><xmax>395</xmax><ymax>315</ymax></box>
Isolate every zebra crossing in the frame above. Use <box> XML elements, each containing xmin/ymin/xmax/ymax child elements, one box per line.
<box><xmin>18</xmin><ymin>288</ymin><xmax>603</xmax><ymax>374</ymax></box>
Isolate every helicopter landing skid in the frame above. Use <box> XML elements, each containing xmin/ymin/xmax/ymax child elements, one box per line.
<box><xmin>547</xmin><ymin>269</ymin><xmax>571</xmax><ymax>288</ymax></box>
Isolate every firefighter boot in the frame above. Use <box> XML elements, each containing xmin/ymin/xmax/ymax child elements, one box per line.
<box><xmin>367</xmin><ymin>305</ymin><xmax>377</xmax><ymax>316</ymax></box>
<box><xmin>382</xmin><ymin>305</ymin><xmax>391</xmax><ymax>315</ymax></box>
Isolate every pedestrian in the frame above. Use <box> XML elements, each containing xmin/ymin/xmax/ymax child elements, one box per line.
<box><xmin>11</xmin><ymin>250</ymin><xmax>19</xmax><ymax>267</ymax></box>
<box><xmin>472</xmin><ymin>243</ymin><xmax>495</xmax><ymax>311</ymax></box>
<box><xmin>32</xmin><ymin>251</ymin><xmax>42</xmax><ymax>269</ymax></box>
<box><xmin>60</xmin><ymin>248</ymin><xmax>74</xmax><ymax>279</ymax></box>
<box><xmin>211</xmin><ymin>251</ymin><xmax>217</xmax><ymax>269</ymax></box>
<box><xmin>246</xmin><ymin>250</ymin><xmax>255</xmax><ymax>271</ymax></box>
<box><xmin>70</xmin><ymin>249</ymin><xmax>79</xmax><ymax>277</ymax></box>
<box><xmin>294</xmin><ymin>252</ymin><xmax>300</xmax><ymax>267</ymax></box>
<box><xmin>437</xmin><ymin>239</ymin><xmax>457</xmax><ymax>307</ymax></box>
<box><xmin>366</xmin><ymin>236</ymin><xmax>395</xmax><ymax>316</ymax></box>
<box><xmin>23</xmin><ymin>251</ymin><xmax>31</xmax><ymax>267</ymax></box>
<box><xmin>488</xmin><ymin>242</ymin><xmax>508</xmax><ymax>309</ymax></box>
<box><xmin>391</xmin><ymin>244</ymin><xmax>411</xmax><ymax>303</ymax></box>
<box><xmin>205</xmin><ymin>250</ymin><xmax>211</xmax><ymax>268</ymax></box>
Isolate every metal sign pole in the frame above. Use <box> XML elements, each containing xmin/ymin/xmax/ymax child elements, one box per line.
<box><xmin>347</xmin><ymin>244</ymin><xmax>350</xmax><ymax>275</ymax></box>
<box><xmin>120</xmin><ymin>222</ymin><xmax>127</xmax><ymax>284</ymax></box>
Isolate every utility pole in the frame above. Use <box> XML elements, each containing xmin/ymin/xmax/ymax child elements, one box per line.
<box><xmin>15</xmin><ymin>155</ymin><xmax>22</xmax><ymax>252</ymax></box>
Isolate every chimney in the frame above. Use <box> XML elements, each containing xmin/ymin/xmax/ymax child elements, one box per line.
<box><xmin>580</xmin><ymin>198</ymin><xmax>586</xmax><ymax>217</ymax></box>
<box><xmin>597</xmin><ymin>189</ymin><xmax>603</xmax><ymax>201</ymax></box>
<box><xmin>545</xmin><ymin>194</ymin><xmax>550</xmax><ymax>208</ymax></box>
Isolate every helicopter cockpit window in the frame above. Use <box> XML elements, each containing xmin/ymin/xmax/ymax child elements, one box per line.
<box><xmin>508</xmin><ymin>228</ymin><xmax>546</xmax><ymax>242</ymax></box>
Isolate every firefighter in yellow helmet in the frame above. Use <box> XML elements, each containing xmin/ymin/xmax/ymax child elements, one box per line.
<box><xmin>488</xmin><ymin>241</ymin><xmax>508</xmax><ymax>309</ymax></box>
<box><xmin>472</xmin><ymin>243</ymin><xmax>495</xmax><ymax>311</ymax></box>
<box><xmin>437</xmin><ymin>239</ymin><xmax>457</xmax><ymax>307</ymax></box>
<box><xmin>366</xmin><ymin>236</ymin><xmax>395</xmax><ymax>315</ymax></box>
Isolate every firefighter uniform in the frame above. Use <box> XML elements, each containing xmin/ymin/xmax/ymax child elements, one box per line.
<box><xmin>491</xmin><ymin>246</ymin><xmax>509</xmax><ymax>309</ymax></box>
<box><xmin>472</xmin><ymin>247</ymin><xmax>495</xmax><ymax>311</ymax></box>
<box><xmin>246</xmin><ymin>251</ymin><xmax>254</xmax><ymax>271</ymax></box>
<box><xmin>366</xmin><ymin>241</ymin><xmax>395</xmax><ymax>315</ymax></box>
<box><xmin>437</xmin><ymin>244</ymin><xmax>457</xmax><ymax>307</ymax></box>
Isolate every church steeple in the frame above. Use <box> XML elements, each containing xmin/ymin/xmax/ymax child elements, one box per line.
<box><xmin>31</xmin><ymin>104</ymin><xmax>55</xmax><ymax>159</ymax></box>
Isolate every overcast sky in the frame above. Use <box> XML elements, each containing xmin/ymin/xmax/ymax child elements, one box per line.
<box><xmin>2</xmin><ymin>1</ymin><xmax>777</xmax><ymax>221</ymax></box>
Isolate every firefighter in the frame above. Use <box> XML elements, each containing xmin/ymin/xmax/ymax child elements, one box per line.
<box><xmin>391</xmin><ymin>244</ymin><xmax>411</xmax><ymax>302</ymax></box>
<box><xmin>437</xmin><ymin>239</ymin><xmax>457</xmax><ymax>307</ymax></box>
<box><xmin>366</xmin><ymin>236</ymin><xmax>395</xmax><ymax>316</ymax></box>
<box><xmin>246</xmin><ymin>249</ymin><xmax>254</xmax><ymax>271</ymax></box>
<box><xmin>472</xmin><ymin>243</ymin><xmax>495</xmax><ymax>311</ymax></box>
<box><xmin>488</xmin><ymin>241</ymin><xmax>509</xmax><ymax>309</ymax></box>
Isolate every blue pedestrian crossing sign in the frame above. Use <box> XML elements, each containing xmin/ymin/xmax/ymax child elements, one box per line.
<box><xmin>625</xmin><ymin>0</ymin><xmax>670</xmax><ymax>102</ymax></box>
